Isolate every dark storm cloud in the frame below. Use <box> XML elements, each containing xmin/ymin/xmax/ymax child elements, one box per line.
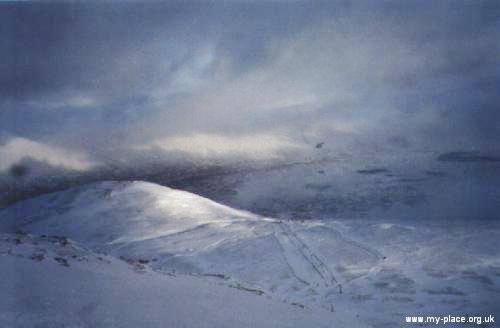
<box><xmin>0</xmin><ymin>1</ymin><xmax>327</xmax><ymax>100</ymax></box>
<box><xmin>0</xmin><ymin>2</ymin><xmax>188</xmax><ymax>99</ymax></box>
<box><xmin>0</xmin><ymin>0</ymin><xmax>499</xmax><ymax>174</ymax></box>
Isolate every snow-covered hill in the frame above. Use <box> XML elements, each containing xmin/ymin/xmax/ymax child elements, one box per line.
<box><xmin>1</xmin><ymin>181</ymin><xmax>499</xmax><ymax>327</ymax></box>
<box><xmin>0</xmin><ymin>232</ymin><xmax>335</xmax><ymax>328</ymax></box>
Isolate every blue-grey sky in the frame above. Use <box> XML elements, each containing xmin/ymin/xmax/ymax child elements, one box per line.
<box><xmin>0</xmin><ymin>1</ymin><xmax>499</xmax><ymax>175</ymax></box>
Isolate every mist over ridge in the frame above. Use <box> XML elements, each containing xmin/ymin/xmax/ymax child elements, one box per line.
<box><xmin>1</xmin><ymin>1</ymin><xmax>499</xmax><ymax>219</ymax></box>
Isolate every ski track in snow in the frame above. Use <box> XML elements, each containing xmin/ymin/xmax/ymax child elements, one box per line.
<box><xmin>274</xmin><ymin>222</ymin><xmax>340</xmax><ymax>291</ymax></box>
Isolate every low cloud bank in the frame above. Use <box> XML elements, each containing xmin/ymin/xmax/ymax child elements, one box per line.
<box><xmin>0</xmin><ymin>2</ymin><xmax>499</xmax><ymax>210</ymax></box>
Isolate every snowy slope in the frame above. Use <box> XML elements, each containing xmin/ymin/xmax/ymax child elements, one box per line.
<box><xmin>0</xmin><ymin>182</ymin><xmax>355</xmax><ymax>308</ymax></box>
<box><xmin>1</xmin><ymin>181</ymin><xmax>499</xmax><ymax>327</ymax></box>
<box><xmin>0</xmin><ymin>232</ymin><xmax>336</xmax><ymax>328</ymax></box>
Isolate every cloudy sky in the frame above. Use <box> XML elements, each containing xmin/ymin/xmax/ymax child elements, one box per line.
<box><xmin>1</xmin><ymin>1</ymin><xmax>499</xmax><ymax>179</ymax></box>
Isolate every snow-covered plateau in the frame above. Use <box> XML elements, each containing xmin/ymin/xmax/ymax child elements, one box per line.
<box><xmin>1</xmin><ymin>180</ymin><xmax>499</xmax><ymax>327</ymax></box>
